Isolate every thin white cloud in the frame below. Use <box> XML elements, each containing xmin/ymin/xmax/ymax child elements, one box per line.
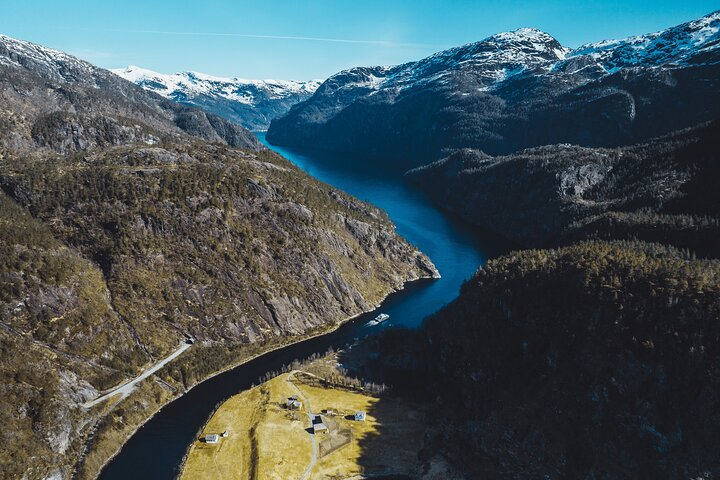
<box><xmin>117</xmin><ymin>29</ymin><xmax>442</xmax><ymax>49</ymax></box>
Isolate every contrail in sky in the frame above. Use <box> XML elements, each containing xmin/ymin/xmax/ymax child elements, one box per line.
<box><xmin>116</xmin><ymin>29</ymin><xmax>442</xmax><ymax>49</ymax></box>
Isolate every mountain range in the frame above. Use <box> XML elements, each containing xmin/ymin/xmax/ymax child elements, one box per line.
<box><xmin>0</xmin><ymin>34</ymin><xmax>261</xmax><ymax>154</ymax></box>
<box><xmin>267</xmin><ymin>11</ymin><xmax>720</xmax><ymax>169</ymax></box>
<box><xmin>2</xmin><ymin>8</ymin><xmax>720</xmax><ymax>480</ymax></box>
<box><xmin>0</xmin><ymin>33</ymin><xmax>435</xmax><ymax>480</ymax></box>
<box><xmin>113</xmin><ymin>66</ymin><xmax>321</xmax><ymax>131</ymax></box>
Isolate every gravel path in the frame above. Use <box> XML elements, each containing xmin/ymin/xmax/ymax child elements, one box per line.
<box><xmin>287</xmin><ymin>371</ymin><xmax>318</xmax><ymax>480</ymax></box>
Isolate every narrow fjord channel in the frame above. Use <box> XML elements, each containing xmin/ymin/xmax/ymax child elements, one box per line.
<box><xmin>99</xmin><ymin>135</ymin><xmax>504</xmax><ymax>479</ymax></box>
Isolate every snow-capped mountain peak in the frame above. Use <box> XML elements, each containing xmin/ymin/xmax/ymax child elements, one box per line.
<box><xmin>113</xmin><ymin>66</ymin><xmax>321</xmax><ymax>105</ymax></box>
<box><xmin>267</xmin><ymin>9</ymin><xmax>720</xmax><ymax>164</ymax></box>
<box><xmin>314</xmin><ymin>27</ymin><xmax>569</xmax><ymax>98</ymax></box>
<box><xmin>114</xmin><ymin>65</ymin><xmax>321</xmax><ymax>130</ymax></box>
<box><xmin>0</xmin><ymin>33</ymin><xmax>102</xmax><ymax>84</ymax></box>
<box><xmin>312</xmin><ymin>11</ymin><xmax>720</xmax><ymax>104</ymax></box>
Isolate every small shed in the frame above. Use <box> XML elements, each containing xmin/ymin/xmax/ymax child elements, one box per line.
<box><xmin>205</xmin><ymin>433</ymin><xmax>220</xmax><ymax>444</ymax></box>
<box><xmin>287</xmin><ymin>397</ymin><xmax>303</xmax><ymax>410</ymax></box>
<box><xmin>354</xmin><ymin>411</ymin><xmax>366</xmax><ymax>422</ymax></box>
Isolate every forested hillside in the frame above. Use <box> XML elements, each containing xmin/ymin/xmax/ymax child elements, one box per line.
<box><xmin>408</xmin><ymin>121</ymin><xmax>720</xmax><ymax>257</ymax></box>
<box><xmin>362</xmin><ymin>241</ymin><xmax>720</xmax><ymax>479</ymax></box>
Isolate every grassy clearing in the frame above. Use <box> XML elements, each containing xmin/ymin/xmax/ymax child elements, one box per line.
<box><xmin>181</xmin><ymin>376</ymin><xmax>311</xmax><ymax>480</ymax></box>
<box><xmin>181</xmin><ymin>359</ymin><xmax>425</xmax><ymax>479</ymax></box>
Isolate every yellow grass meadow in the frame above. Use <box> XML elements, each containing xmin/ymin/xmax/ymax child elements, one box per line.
<box><xmin>180</xmin><ymin>370</ymin><xmax>426</xmax><ymax>479</ymax></box>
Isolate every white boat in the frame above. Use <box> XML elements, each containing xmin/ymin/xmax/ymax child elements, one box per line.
<box><xmin>364</xmin><ymin>313</ymin><xmax>390</xmax><ymax>327</ymax></box>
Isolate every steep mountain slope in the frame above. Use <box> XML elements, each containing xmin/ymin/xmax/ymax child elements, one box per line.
<box><xmin>362</xmin><ymin>241</ymin><xmax>720</xmax><ymax>479</ymax></box>
<box><xmin>267</xmin><ymin>11</ymin><xmax>720</xmax><ymax>169</ymax></box>
<box><xmin>407</xmin><ymin>120</ymin><xmax>720</xmax><ymax>255</ymax></box>
<box><xmin>0</xmin><ymin>35</ymin><xmax>436</xmax><ymax>480</ymax></box>
<box><xmin>0</xmin><ymin>34</ymin><xmax>261</xmax><ymax>154</ymax></box>
<box><xmin>113</xmin><ymin>66</ymin><xmax>321</xmax><ymax>131</ymax></box>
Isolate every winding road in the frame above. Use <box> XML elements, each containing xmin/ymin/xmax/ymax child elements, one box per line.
<box><xmin>287</xmin><ymin>371</ymin><xmax>318</xmax><ymax>480</ymax></box>
<box><xmin>83</xmin><ymin>342</ymin><xmax>192</xmax><ymax>409</ymax></box>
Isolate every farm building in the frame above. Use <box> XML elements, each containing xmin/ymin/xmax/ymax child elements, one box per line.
<box><xmin>313</xmin><ymin>422</ymin><xmax>328</xmax><ymax>435</ymax></box>
<box><xmin>205</xmin><ymin>434</ymin><xmax>220</xmax><ymax>444</ymax></box>
<box><xmin>287</xmin><ymin>396</ymin><xmax>303</xmax><ymax>410</ymax></box>
<box><xmin>354</xmin><ymin>411</ymin><xmax>366</xmax><ymax>422</ymax></box>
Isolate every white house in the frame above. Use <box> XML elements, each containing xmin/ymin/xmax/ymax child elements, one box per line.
<box><xmin>205</xmin><ymin>433</ymin><xmax>220</xmax><ymax>444</ymax></box>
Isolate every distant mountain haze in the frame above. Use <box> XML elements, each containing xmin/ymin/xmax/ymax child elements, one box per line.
<box><xmin>113</xmin><ymin>66</ymin><xmax>321</xmax><ymax>131</ymax></box>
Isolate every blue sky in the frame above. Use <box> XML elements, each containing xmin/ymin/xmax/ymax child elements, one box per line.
<box><xmin>1</xmin><ymin>1</ymin><xmax>718</xmax><ymax>80</ymax></box>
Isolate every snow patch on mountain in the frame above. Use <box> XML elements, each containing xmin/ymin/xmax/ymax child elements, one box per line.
<box><xmin>0</xmin><ymin>34</ymin><xmax>99</xmax><ymax>83</ymax></box>
<box><xmin>568</xmin><ymin>10</ymin><xmax>720</xmax><ymax>72</ymax></box>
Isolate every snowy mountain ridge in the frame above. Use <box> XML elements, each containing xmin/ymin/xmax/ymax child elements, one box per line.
<box><xmin>266</xmin><ymin>9</ymin><xmax>720</xmax><ymax>167</ymax></box>
<box><xmin>0</xmin><ymin>33</ymin><xmax>261</xmax><ymax>152</ymax></box>
<box><xmin>113</xmin><ymin>66</ymin><xmax>321</xmax><ymax>105</ymax></box>
<box><xmin>0</xmin><ymin>33</ymin><xmax>105</xmax><ymax>85</ymax></box>
<box><xmin>569</xmin><ymin>9</ymin><xmax>720</xmax><ymax>72</ymax></box>
<box><xmin>113</xmin><ymin>66</ymin><xmax>321</xmax><ymax>130</ymax></box>
<box><xmin>317</xmin><ymin>10</ymin><xmax>720</xmax><ymax>97</ymax></box>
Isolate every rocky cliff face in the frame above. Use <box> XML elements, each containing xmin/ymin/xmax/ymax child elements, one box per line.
<box><xmin>113</xmin><ymin>66</ymin><xmax>321</xmax><ymax>131</ymax></box>
<box><xmin>0</xmin><ymin>34</ymin><xmax>436</xmax><ymax>480</ymax></box>
<box><xmin>407</xmin><ymin>121</ymin><xmax>720</xmax><ymax>256</ymax></box>
<box><xmin>267</xmin><ymin>11</ymin><xmax>720</xmax><ymax>169</ymax></box>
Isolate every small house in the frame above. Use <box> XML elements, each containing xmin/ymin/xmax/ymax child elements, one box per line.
<box><xmin>354</xmin><ymin>411</ymin><xmax>366</xmax><ymax>422</ymax></box>
<box><xmin>205</xmin><ymin>434</ymin><xmax>220</xmax><ymax>444</ymax></box>
<box><xmin>287</xmin><ymin>396</ymin><xmax>302</xmax><ymax>410</ymax></box>
<box><xmin>313</xmin><ymin>422</ymin><xmax>328</xmax><ymax>435</ymax></box>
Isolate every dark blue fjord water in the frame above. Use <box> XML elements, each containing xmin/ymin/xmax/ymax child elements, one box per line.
<box><xmin>99</xmin><ymin>134</ymin><xmax>506</xmax><ymax>479</ymax></box>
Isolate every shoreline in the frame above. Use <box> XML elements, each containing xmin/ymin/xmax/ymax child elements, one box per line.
<box><xmin>89</xmin><ymin>272</ymin><xmax>436</xmax><ymax>479</ymax></box>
